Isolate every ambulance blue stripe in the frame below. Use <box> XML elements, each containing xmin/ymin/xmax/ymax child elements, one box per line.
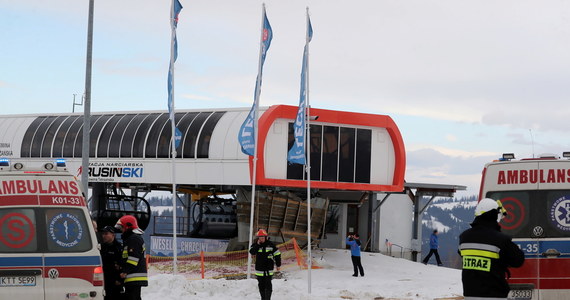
<box><xmin>513</xmin><ymin>240</ymin><xmax>570</xmax><ymax>258</ymax></box>
<box><xmin>45</xmin><ymin>256</ymin><xmax>101</xmax><ymax>266</ymax></box>
<box><xmin>0</xmin><ymin>257</ymin><xmax>42</xmax><ymax>267</ymax></box>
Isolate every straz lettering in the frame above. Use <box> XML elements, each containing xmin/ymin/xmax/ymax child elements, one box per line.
<box><xmin>0</xmin><ymin>180</ymin><xmax>79</xmax><ymax>195</ymax></box>
<box><xmin>462</xmin><ymin>256</ymin><xmax>491</xmax><ymax>272</ymax></box>
<box><xmin>89</xmin><ymin>167</ymin><xmax>143</xmax><ymax>178</ymax></box>
<box><xmin>497</xmin><ymin>169</ymin><xmax>570</xmax><ymax>185</ymax></box>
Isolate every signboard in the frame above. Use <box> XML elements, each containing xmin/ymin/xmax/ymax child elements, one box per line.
<box><xmin>150</xmin><ymin>236</ymin><xmax>229</xmax><ymax>256</ymax></box>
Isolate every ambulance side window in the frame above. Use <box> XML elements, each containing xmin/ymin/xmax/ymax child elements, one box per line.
<box><xmin>0</xmin><ymin>208</ymin><xmax>38</xmax><ymax>253</ymax></box>
<box><xmin>44</xmin><ymin>208</ymin><xmax>92</xmax><ymax>252</ymax></box>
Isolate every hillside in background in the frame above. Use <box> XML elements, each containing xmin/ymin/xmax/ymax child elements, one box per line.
<box><xmin>420</xmin><ymin>195</ymin><xmax>478</xmax><ymax>268</ymax></box>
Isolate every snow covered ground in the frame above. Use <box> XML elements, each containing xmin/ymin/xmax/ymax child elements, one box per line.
<box><xmin>143</xmin><ymin>248</ymin><xmax>463</xmax><ymax>300</ymax></box>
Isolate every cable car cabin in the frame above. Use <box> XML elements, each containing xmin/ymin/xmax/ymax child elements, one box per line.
<box><xmin>479</xmin><ymin>152</ymin><xmax>570</xmax><ymax>300</ymax></box>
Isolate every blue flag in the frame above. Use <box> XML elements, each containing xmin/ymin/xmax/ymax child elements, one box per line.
<box><xmin>168</xmin><ymin>0</ymin><xmax>183</xmax><ymax>150</ymax></box>
<box><xmin>287</xmin><ymin>16</ymin><xmax>313</xmax><ymax>165</ymax></box>
<box><xmin>238</xmin><ymin>7</ymin><xmax>273</xmax><ymax>156</ymax></box>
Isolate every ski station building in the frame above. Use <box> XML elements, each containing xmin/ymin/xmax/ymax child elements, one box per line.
<box><xmin>0</xmin><ymin>104</ymin><xmax>465</xmax><ymax>260</ymax></box>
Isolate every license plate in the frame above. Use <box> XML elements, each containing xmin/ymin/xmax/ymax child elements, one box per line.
<box><xmin>0</xmin><ymin>276</ymin><xmax>36</xmax><ymax>286</ymax></box>
<box><xmin>508</xmin><ymin>289</ymin><xmax>533</xmax><ymax>300</ymax></box>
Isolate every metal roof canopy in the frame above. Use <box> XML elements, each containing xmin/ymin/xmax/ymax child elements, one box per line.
<box><xmin>405</xmin><ymin>182</ymin><xmax>467</xmax><ymax>261</ymax></box>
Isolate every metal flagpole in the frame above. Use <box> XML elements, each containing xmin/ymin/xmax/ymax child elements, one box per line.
<box><xmin>305</xmin><ymin>6</ymin><xmax>312</xmax><ymax>294</ymax></box>
<box><xmin>81</xmin><ymin>0</ymin><xmax>94</xmax><ymax>199</ymax></box>
<box><xmin>169</xmin><ymin>0</ymin><xmax>178</xmax><ymax>274</ymax></box>
<box><xmin>246</xmin><ymin>4</ymin><xmax>267</xmax><ymax>279</ymax></box>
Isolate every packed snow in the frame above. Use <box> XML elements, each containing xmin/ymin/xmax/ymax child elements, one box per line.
<box><xmin>143</xmin><ymin>248</ymin><xmax>463</xmax><ymax>300</ymax></box>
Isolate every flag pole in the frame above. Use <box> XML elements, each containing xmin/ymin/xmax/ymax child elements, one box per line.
<box><xmin>168</xmin><ymin>0</ymin><xmax>182</xmax><ymax>274</ymax></box>
<box><xmin>305</xmin><ymin>7</ymin><xmax>312</xmax><ymax>294</ymax></box>
<box><xmin>246</xmin><ymin>3</ymin><xmax>267</xmax><ymax>279</ymax></box>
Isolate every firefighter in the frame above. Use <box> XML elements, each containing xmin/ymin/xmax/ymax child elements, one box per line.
<box><xmin>459</xmin><ymin>198</ymin><xmax>525</xmax><ymax>299</ymax></box>
<box><xmin>249</xmin><ymin>229</ymin><xmax>281</xmax><ymax>300</ymax></box>
<box><xmin>115</xmin><ymin>215</ymin><xmax>148</xmax><ymax>300</ymax></box>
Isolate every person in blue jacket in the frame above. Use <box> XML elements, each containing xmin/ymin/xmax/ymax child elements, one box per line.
<box><xmin>422</xmin><ymin>229</ymin><xmax>443</xmax><ymax>266</ymax></box>
<box><xmin>346</xmin><ymin>233</ymin><xmax>364</xmax><ymax>277</ymax></box>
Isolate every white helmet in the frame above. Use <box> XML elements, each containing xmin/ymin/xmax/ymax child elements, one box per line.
<box><xmin>475</xmin><ymin>198</ymin><xmax>507</xmax><ymax>222</ymax></box>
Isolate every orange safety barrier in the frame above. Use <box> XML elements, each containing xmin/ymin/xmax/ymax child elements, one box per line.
<box><xmin>147</xmin><ymin>238</ymin><xmax>320</xmax><ymax>280</ymax></box>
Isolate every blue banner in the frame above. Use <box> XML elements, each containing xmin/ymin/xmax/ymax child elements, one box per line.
<box><xmin>167</xmin><ymin>0</ymin><xmax>183</xmax><ymax>150</ymax></box>
<box><xmin>238</xmin><ymin>7</ymin><xmax>273</xmax><ymax>156</ymax></box>
<box><xmin>150</xmin><ymin>236</ymin><xmax>229</xmax><ymax>256</ymax></box>
<box><xmin>287</xmin><ymin>16</ymin><xmax>313</xmax><ymax>165</ymax></box>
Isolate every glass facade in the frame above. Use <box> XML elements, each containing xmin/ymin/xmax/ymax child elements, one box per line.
<box><xmin>286</xmin><ymin>123</ymin><xmax>372</xmax><ymax>184</ymax></box>
<box><xmin>20</xmin><ymin>111</ymin><xmax>225</xmax><ymax>159</ymax></box>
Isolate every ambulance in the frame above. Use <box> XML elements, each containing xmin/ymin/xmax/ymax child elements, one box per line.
<box><xmin>480</xmin><ymin>153</ymin><xmax>570</xmax><ymax>300</ymax></box>
<box><xmin>0</xmin><ymin>158</ymin><xmax>104</xmax><ymax>300</ymax></box>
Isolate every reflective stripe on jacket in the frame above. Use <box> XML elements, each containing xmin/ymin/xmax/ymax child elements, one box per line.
<box><xmin>249</xmin><ymin>239</ymin><xmax>281</xmax><ymax>276</ymax></box>
<box><xmin>121</xmin><ymin>230</ymin><xmax>148</xmax><ymax>286</ymax></box>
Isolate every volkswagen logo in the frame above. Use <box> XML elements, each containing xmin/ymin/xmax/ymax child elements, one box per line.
<box><xmin>48</xmin><ymin>268</ymin><xmax>59</xmax><ymax>280</ymax></box>
<box><xmin>532</xmin><ymin>226</ymin><xmax>544</xmax><ymax>237</ymax></box>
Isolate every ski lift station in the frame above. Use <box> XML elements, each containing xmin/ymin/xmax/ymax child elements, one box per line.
<box><xmin>0</xmin><ymin>104</ymin><xmax>465</xmax><ymax>260</ymax></box>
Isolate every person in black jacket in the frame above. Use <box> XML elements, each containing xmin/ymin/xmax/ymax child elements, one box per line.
<box><xmin>249</xmin><ymin>229</ymin><xmax>281</xmax><ymax>300</ymax></box>
<box><xmin>115</xmin><ymin>215</ymin><xmax>148</xmax><ymax>300</ymax></box>
<box><xmin>100</xmin><ymin>226</ymin><xmax>123</xmax><ymax>300</ymax></box>
<box><xmin>459</xmin><ymin>198</ymin><xmax>525</xmax><ymax>299</ymax></box>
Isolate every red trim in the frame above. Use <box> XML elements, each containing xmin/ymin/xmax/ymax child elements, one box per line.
<box><xmin>509</xmin><ymin>258</ymin><xmax>570</xmax><ymax>289</ymax></box>
<box><xmin>478</xmin><ymin>167</ymin><xmax>487</xmax><ymax>200</ymax></box>
<box><xmin>253</xmin><ymin>105</ymin><xmax>405</xmax><ymax>192</ymax></box>
<box><xmin>0</xmin><ymin>195</ymin><xmax>38</xmax><ymax>206</ymax></box>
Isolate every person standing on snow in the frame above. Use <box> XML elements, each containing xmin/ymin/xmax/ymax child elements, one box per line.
<box><xmin>249</xmin><ymin>229</ymin><xmax>281</xmax><ymax>300</ymax></box>
<box><xmin>115</xmin><ymin>215</ymin><xmax>148</xmax><ymax>300</ymax></box>
<box><xmin>100</xmin><ymin>226</ymin><xmax>124</xmax><ymax>300</ymax></box>
<box><xmin>346</xmin><ymin>233</ymin><xmax>364</xmax><ymax>277</ymax></box>
<box><xmin>459</xmin><ymin>198</ymin><xmax>525</xmax><ymax>299</ymax></box>
<box><xmin>422</xmin><ymin>229</ymin><xmax>443</xmax><ymax>266</ymax></box>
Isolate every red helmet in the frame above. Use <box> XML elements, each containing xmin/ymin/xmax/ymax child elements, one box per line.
<box><xmin>256</xmin><ymin>229</ymin><xmax>268</xmax><ymax>237</ymax></box>
<box><xmin>115</xmin><ymin>215</ymin><xmax>143</xmax><ymax>233</ymax></box>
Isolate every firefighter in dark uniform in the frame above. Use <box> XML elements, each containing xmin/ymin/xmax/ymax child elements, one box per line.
<box><xmin>459</xmin><ymin>198</ymin><xmax>525</xmax><ymax>300</ymax></box>
<box><xmin>249</xmin><ymin>229</ymin><xmax>281</xmax><ymax>300</ymax></box>
<box><xmin>100</xmin><ymin>226</ymin><xmax>124</xmax><ymax>300</ymax></box>
<box><xmin>115</xmin><ymin>215</ymin><xmax>148</xmax><ymax>300</ymax></box>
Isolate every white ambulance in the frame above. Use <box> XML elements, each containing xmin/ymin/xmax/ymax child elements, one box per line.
<box><xmin>0</xmin><ymin>158</ymin><xmax>104</xmax><ymax>300</ymax></box>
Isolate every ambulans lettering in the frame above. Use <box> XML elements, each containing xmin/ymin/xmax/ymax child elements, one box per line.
<box><xmin>88</xmin><ymin>167</ymin><xmax>143</xmax><ymax>178</ymax></box>
<box><xmin>462</xmin><ymin>256</ymin><xmax>491</xmax><ymax>272</ymax></box>
<box><xmin>0</xmin><ymin>180</ymin><xmax>79</xmax><ymax>195</ymax></box>
<box><xmin>497</xmin><ymin>169</ymin><xmax>570</xmax><ymax>185</ymax></box>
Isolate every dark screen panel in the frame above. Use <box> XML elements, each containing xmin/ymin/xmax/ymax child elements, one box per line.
<box><xmin>286</xmin><ymin>122</ymin><xmax>304</xmax><ymax>180</ymax></box>
<box><xmin>322</xmin><ymin>126</ymin><xmax>339</xmax><ymax>181</ymax></box>
<box><xmin>172</xmin><ymin>112</ymin><xmax>199</xmax><ymax>158</ymax></box>
<box><xmin>339</xmin><ymin>127</ymin><xmax>355</xmax><ymax>182</ymax></box>
<box><xmin>21</xmin><ymin>117</ymin><xmax>48</xmax><ymax>157</ymax></box>
<box><xmin>73</xmin><ymin>115</ymin><xmax>102</xmax><ymax>157</ymax></box>
<box><xmin>53</xmin><ymin>116</ymin><xmax>80</xmax><ymax>157</ymax></box>
<box><xmin>120</xmin><ymin>114</ymin><xmax>150</xmax><ymax>158</ymax></box>
<box><xmin>309</xmin><ymin>125</ymin><xmax>322</xmax><ymax>181</ymax></box>
<box><xmin>109</xmin><ymin>114</ymin><xmax>136</xmax><ymax>157</ymax></box>
<box><xmin>96</xmin><ymin>114</ymin><xmax>124</xmax><ymax>157</ymax></box>
<box><xmin>132</xmin><ymin>113</ymin><xmax>160</xmax><ymax>158</ymax></box>
<box><xmin>182</xmin><ymin>112</ymin><xmax>208</xmax><ymax>158</ymax></box>
<box><xmin>40</xmin><ymin>116</ymin><xmax>67</xmax><ymax>157</ymax></box>
<box><xmin>355</xmin><ymin>129</ymin><xmax>372</xmax><ymax>183</ymax></box>
<box><xmin>63</xmin><ymin>117</ymin><xmax>84</xmax><ymax>157</ymax></box>
<box><xmin>89</xmin><ymin>115</ymin><xmax>112</xmax><ymax>158</ymax></box>
<box><xmin>145</xmin><ymin>113</ymin><xmax>170</xmax><ymax>158</ymax></box>
<box><xmin>31</xmin><ymin>116</ymin><xmax>57</xmax><ymax>157</ymax></box>
<box><xmin>197</xmin><ymin>112</ymin><xmax>225</xmax><ymax>158</ymax></box>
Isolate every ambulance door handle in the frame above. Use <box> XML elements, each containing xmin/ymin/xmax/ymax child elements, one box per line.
<box><xmin>541</xmin><ymin>248</ymin><xmax>561</xmax><ymax>257</ymax></box>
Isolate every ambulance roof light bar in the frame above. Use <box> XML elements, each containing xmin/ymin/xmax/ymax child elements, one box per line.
<box><xmin>500</xmin><ymin>153</ymin><xmax>515</xmax><ymax>161</ymax></box>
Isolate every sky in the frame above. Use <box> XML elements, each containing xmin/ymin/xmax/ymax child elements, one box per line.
<box><xmin>3</xmin><ymin>0</ymin><xmax>570</xmax><ymax>197</ymax></box>
<box><xmin>143</xmin><ymin>248</ymin><xmax>463</xmax><ymax>299</ymax></box>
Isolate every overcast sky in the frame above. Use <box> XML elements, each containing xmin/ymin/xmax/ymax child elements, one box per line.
<box><xmin>2</xmin><ymin>0</ymin><xmax>570</xmax><ymax>197</ymax></box>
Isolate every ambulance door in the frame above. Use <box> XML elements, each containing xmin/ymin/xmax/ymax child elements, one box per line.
<box><xmin>43</xmin><ymin>207</ymin><xmax>101</xmax><ymax>300</ymax></box>
<box><xmin>0</xmin><ymin>207</ymin><xmax>46</xmax><ymax>300</ymax></box>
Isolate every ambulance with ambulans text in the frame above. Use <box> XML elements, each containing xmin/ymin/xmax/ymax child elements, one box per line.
<box><xmin>0</xmin><ymin>158</ymin><xmax>104</xmax><ymax>300</ymax></box>
<box><xmin>480</xmin><ymin>153</ymin><xmax>570</xmax><ymax>300</ymax></box>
